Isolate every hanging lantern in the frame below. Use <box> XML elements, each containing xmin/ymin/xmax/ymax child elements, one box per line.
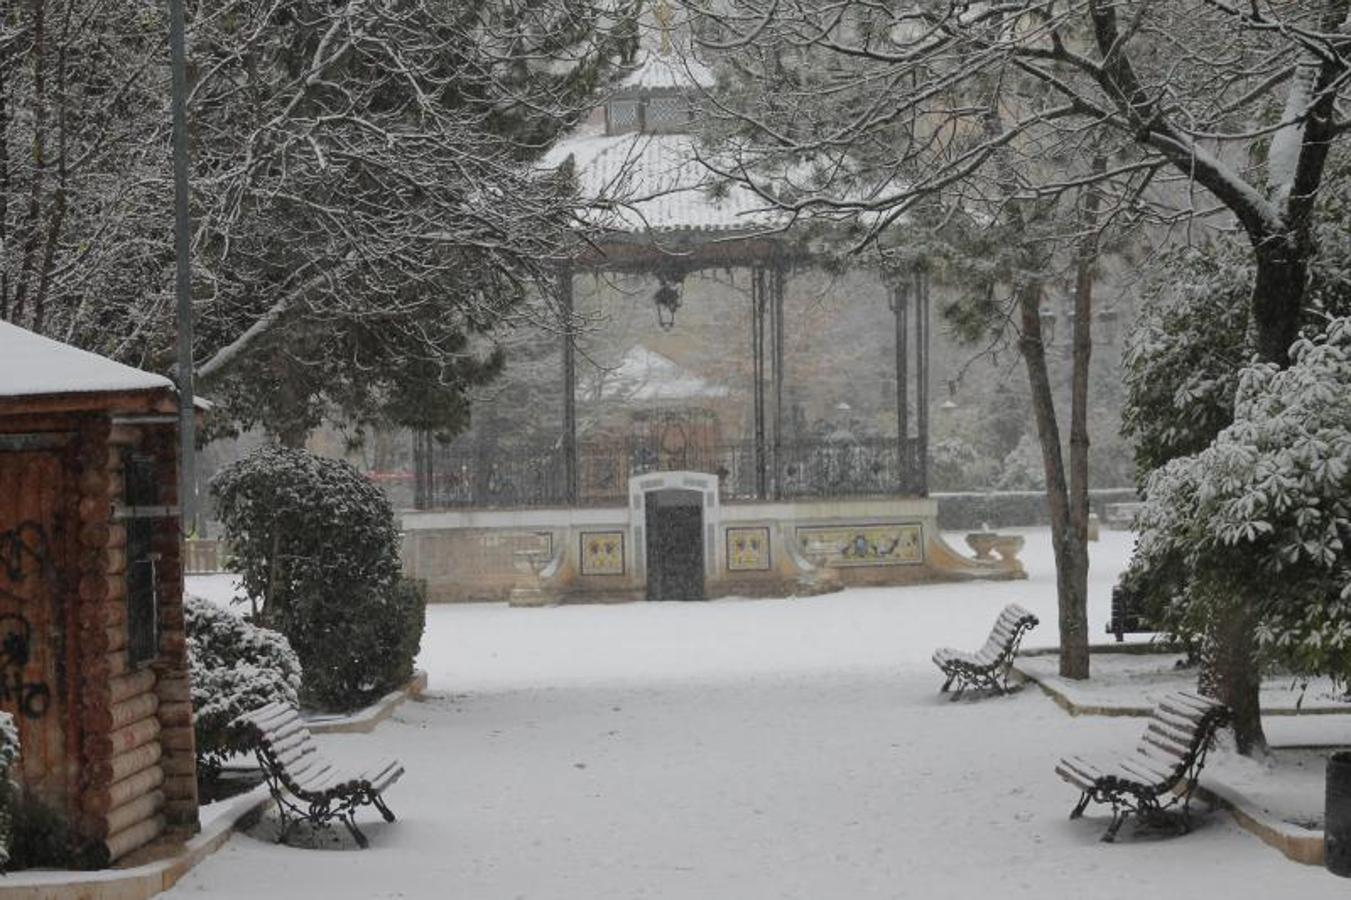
<box><xmin>654</xmin><ymin>281</ymin><xmax>681</xmax><ymax>330</ymax></box>
<box><xmin>940</xmin><ymin>379</ymin><xmax>959</xmax><ymax>412</ymax></box>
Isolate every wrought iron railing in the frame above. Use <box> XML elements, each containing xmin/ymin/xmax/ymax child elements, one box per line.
<box><xmin>413</xmin><ymin>436</ymin><xmax>924</xmax><ymax>509</ymax></box>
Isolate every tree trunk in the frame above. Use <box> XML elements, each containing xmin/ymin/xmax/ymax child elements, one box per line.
<box><xmin>1214</xmin><ymin>603</ymin><xmax>1266</xmax><ymax>756</ymax></box>
<box><xmin>1250</xmin><ymin>237</ymin><xmax>1307</xmax><ymax>368</ymax></box>
<box><xmin>1209</xmin><ymin>233</ymin><xmax>1309</xmax><ymax>753</ymax></box>
<box><xmin>1062</xmin><ymin>166</ymin><xmax>1101</xmax><ymax>681</ymax></box>
<box><xmin>1015</xmin><ymin>278</ymin><xmax>1090</xmax><ymax>679</ymax></box>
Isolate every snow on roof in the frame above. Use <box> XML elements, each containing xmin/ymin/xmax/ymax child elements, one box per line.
<box><xmin>598</xmin><ymin>344</ymin><xmax>729</xmax><ymax>402</ymax></box>
<box><xmin>617</xmin><ymin>49</ymin><xmax>716</xmax><ymax>94</ymax></box>
<box><xmin>546</xmin><ymin>130</ymin><xmax>782</xmax><ymax>235</ymax></box>
<box><xmin>0</xmin><ymin>320</ymin><xmax>173</xmax><ymax>399</ymax></box>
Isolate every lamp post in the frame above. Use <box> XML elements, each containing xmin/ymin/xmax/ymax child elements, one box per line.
<box><xmin>169</xmin><ymin>0</ymin><xmax>197</xmax><ymax>536</ymax></box>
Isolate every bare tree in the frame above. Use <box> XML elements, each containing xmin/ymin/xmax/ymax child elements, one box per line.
<box><xmin>1</xmin><ymin>1</ymin><xmax>640</xmax><ymax>445</ymax></box>
<box><xmin>686</xmin><ymin>1</ymin><xmax>1351</xmax><ymax>748</ymax></box>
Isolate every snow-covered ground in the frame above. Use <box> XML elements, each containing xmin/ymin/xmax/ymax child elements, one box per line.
<box><xmin>169</xmin><ymin>529</ymin><xmax>1347</xmax><ymax>899</ymax></box>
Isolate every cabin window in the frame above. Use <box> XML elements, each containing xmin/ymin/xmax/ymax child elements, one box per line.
<box><xmin>122</xmin><ymin>452</ymin><xmax>159</xmax><ymax>667</ymax></box>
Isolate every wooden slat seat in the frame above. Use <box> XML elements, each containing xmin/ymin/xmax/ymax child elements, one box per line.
<box><xmin>1055</xmin><ymin>691</ymin><xmax>1230</xmax><ymax>842</ymax></box>
<box><xmin>234</xmin><ymin>702</ymin><xmax>403</xmax><ymax>848</ymax></box>
<box><xmin>931</xmin><ymin>603</ymin><xmax>1039</xmax><ymax>700</ymax></box>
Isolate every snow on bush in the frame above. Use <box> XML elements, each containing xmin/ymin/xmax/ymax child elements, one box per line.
<box><xmin>211</xmin><ymin>446</ymin><xmax>425</xmax><ymax>712</ymax></box>
<box><xmin>1133</xmin><ymin>318</ymin><xmax>1351</xmax><ymax>691</ymax></box>
<box><xmin>0</xmin><ymin>713</ymin><xmax>17</xmax><ymax>868</ymax></box>
<box><xmin>995</xmin><ymin>433</ymin><xmax>1045</xmax><ymax>491</ymax></box>
<box><xmin>929</xmin><ymin>437</ymin><xmax>998</xmax><ymax>492</ymax></box>
<box><xmin>185</xmin><ymin>595</ymin><xmax>302</xmax><ymax>777</ymax></box>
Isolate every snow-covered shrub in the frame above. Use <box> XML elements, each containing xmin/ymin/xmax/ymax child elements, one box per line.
<box><xmin>995</xmin><ymin>433</ymin><xmax>1044</xmax><ymax>490</ymax></box>
<box><xmin>1131</xmin><ymin>318</ymin><xmax>1351</xmax><ymax>691</ymax></box>
<box><xmin>929</xmin><ymin>437</ymin><xmax>998</xmax><ymax>492</ymax></box>
<box><xmin>211</xmin><ymin>446</ymin><xmax>402</xmax><ymax>624</ymax></box>
<box><xmin>185</xmin><ymin>595</ymin><xmax>302</xmax><ymax>777</ymax></box>
<box><xmin>211</xmin><ymin>446</ymin><xmax>424</xmax><ymax>712</ymax></box>
<box><xmin>0</xmin><ymin>713</ymin><xmax>18</xmax><ymax>869</ymax></box>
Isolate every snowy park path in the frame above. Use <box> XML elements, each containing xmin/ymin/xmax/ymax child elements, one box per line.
<box><xmin>168</xmin><ymin>531</ymin><xmax>1343</xmax><ymax>899</ymax></box>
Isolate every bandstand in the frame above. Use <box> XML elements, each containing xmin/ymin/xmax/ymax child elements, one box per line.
<box><xmin>402</xmin><ymin>18</ymin><xmax>1023</xmax><ymax>603</ymax></box>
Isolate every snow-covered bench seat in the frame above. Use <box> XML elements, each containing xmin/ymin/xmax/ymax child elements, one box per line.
<box><xmin>234</xmin><ymin>701</ymin><xmax>403</xmax><ymax>848</ymax></box>
<box><xmin>1055</xmin><ymin>691</ymin><xmax>1230</xmax><ymax>842</ymax></box>
<box><xmin>931</xmin><ymin>603</ymin><xmax>1039</xmax><ymax>699</ymax></box>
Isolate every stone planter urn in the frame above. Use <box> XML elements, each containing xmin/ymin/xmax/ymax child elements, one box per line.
<box><xmin>965</xmin><ymin>532</ymin><xmax>999</xmax><ymax>560</ymax></box>
<box><xmin>990</xmin><ymin>534</ymin><xmax>1025</xmax><ymax>563</ymax></box>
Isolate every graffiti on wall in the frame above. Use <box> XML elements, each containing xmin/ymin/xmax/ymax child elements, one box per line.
<box><xmin>0</xmin><ymin>615</ymin><xmax>50</xmax><ymax>719</ymax></box>
<box><xmin>0</xmin><ymin>522</ymin><xmax>49</xmax><ymax>593</ymax></box>
<box><xmin>0</xmin><ymin>523</ymin><xmax>54</xmax><ymax>719</ymax></box>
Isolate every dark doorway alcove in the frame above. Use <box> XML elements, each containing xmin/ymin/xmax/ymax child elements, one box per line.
<box><xmin>644</xmin><ymin>489</ymin><xmax>705</xmax><ymax>601</ymax></box>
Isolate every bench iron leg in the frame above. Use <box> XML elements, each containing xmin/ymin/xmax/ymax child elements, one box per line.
<box><xmin>1102</xmin><ymin>808</ymin><xmax>1127</xmax><ymax>843</ymax></box>
<box><xmin>372</xmin><ymin>793</ymin><xmax>397</xmax><ymax>823</ymax></box>
<box><xmin>342</xmin><ymin>812</ymin><xmax>369</xmax><ymax>849</ymax></box>
<box><xmin>1070</xmin><ymin>792</ymin><xmax>1091</xmax><ymax>820</ymax></box>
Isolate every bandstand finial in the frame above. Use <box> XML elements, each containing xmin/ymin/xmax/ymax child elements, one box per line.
<box><xmin>654</xmin><ymin>0</ymin><xmax>674</xmax><ymax>56</ymax></box>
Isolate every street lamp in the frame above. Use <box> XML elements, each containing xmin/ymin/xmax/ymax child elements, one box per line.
<box><xmin>169</xmin><ymin>0</ymin><xmax>197</xmax><ymax>535</ymax></box>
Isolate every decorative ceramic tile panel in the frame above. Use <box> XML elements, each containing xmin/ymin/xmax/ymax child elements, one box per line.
<box><xmin>726</xmin><ymin>527</ymin><xmax>771</xmax><ymax>572</ymax></box>
<box><xmin>580</xmin><ymin>531</ymin><xmax>625</xmax><ymax>576</ymax></box>
<box><xmin>796</xmin><ymin>523</ymin><xmax>923</xmax><ymax>567</ymax></box>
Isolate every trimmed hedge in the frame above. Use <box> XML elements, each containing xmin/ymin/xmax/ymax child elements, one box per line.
<box><xmin>934</xmin><ymin>488</ymin><xmax>1139</xmax><ymax>531</ymax></box>
<box><xmin>211</xmin><ymin>446</ymin><xmax>426</xmax><ymax>712</ymax></box>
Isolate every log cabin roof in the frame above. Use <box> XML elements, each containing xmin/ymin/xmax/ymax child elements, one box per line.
<box><xmin>0</xmin><ymin>321</ymin><xmax>173</xmax><ymax>400</ymax></box>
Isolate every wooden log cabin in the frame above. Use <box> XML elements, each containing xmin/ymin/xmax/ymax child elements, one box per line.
<box><xmin>0</xmin><ymin>321</ymin><xmax>199</xmax><ymax>864</ymax></box>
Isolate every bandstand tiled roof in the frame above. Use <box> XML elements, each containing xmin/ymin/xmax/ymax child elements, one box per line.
<box><xmin>615</xmin><ymin>49</ymin><xmax>716</xmax><ymax>94</ymax></box>
<box><xmin>544</xmin><ymin>127</ymin><xmax>783</xmax><ymax>235</ymax></box>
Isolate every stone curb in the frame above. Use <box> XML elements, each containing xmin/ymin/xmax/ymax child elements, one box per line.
<box><xmin>1013</xmin><ymin>663</ymin><xmax>1351</xmax><ymax>717</ymax></box>
<box><xmin>1192</xmin><ymin>780</ymin><xmax>1324</xmax><ymax>867</ymax></box>
<box><xmin>304</xmin><ymin>670</ymin><xmax>429</xmax><ymax>735</ymax></box>
<box><xmin>1015</xmin><ymin>663</ymin><xmax>1331</xmax><ymax>867</ymax></box>
<box><xmin>0</xmin><ymin>788</ymin><xmax>272</xmax><ymax>900</ymax></box>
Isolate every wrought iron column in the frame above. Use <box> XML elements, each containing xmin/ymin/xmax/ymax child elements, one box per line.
<box><xmin>560</xmin><ymin>267</ymin><xmax>578</xmax><ymax>505</ymax></box>
<box><xmin>771</xmin><ymin>264</ymin><xmax>786</xmax><ymax>500</ymax></box>
<box><xmin>751</xmin><ymin>266</ymin><xmax>768</xmax><ymax>499</ymax></box>
<box><xmin>890</xmin><ymin>277</ymin><xmax>910</xmax><ymax>492</ymax></box>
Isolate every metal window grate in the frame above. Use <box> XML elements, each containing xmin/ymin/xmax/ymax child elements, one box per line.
<box><xmin>122</xmin><ymin>452</ymin><xmax>160</xmax><ymax>668</ymax></box>
<box><xmin>608</xmin><ymin>100</ymin><xmax>640</xmax><ymax>134</ymax></box>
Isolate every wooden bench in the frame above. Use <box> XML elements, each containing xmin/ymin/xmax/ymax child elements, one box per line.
<box><xmin>1055</xmin><ymin>691</ymin><xmax>1230</xmax><ymax>842</ymax></box>
<box><xmin>234</xmin><ymin>701</ymin><xmax>404</xmax><ymax>848</ymax></box>
<box><xmin>931</xmin><ymin>603</ymin><xmax>1039</xmax><ymax>699</ymax></box>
